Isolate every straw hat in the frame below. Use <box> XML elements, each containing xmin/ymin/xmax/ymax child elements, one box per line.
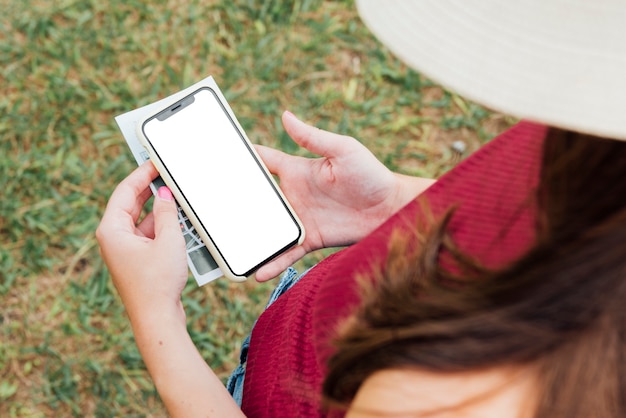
<box><xmin>356</xmin><ymin>0</ymin><xmax>626</xmax><ymax>140</ymax></box>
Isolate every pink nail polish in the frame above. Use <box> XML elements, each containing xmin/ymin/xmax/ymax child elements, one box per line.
<box><xmin>158</xmin><ymin>186</ymin><xmax>173</xmax><ymax>201</ymax></box>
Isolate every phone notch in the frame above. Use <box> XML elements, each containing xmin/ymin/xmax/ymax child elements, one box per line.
<box><xmin>157</xmin><ymin>95</ymin><xmax>196</xmax><ymax>121</ymax></box>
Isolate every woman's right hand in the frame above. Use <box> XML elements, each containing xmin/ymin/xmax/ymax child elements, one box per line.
<box><xmin>254</xmin><ymin>111</ymin><xmax>435</xmax><ymax>281</ymax></box>
<box><xmin>96</xmin><ymin>162</ymin><xmax>188</xmax><ymax>323</ymax></box>
<box><xmin>96</xmin><ymin>163</ymin><xmax>245</xmax><ymax>418</ymax></box>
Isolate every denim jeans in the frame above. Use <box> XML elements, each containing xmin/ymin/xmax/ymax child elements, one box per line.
<box><xmin>226</xmin><ymin>267</ymin><xmax>308</xmax><ymax>405</ymax></box>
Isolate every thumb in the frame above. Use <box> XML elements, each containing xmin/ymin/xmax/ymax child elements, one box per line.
<box><xmin>153</xmin><ymin>186</ymin><xmax>182</xmax><ymax>241</ymax></box>
<box><xmin>255</xmin><ymin>144</ymin><xmax>290</xmax><ymax>176</ymax></box>
<box><xmin>282</xmin><ymin>111</ymin><xmax>354</xmax><ymax>158</ymax></box>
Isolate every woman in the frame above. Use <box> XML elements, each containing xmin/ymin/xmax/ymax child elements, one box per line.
<box><xmin>324</xmin><ymin>128</ymin><xmax>626</xmax><ymax>417</ymax></box>
<box><xmin>96</xmin><ymin>1</ymin><xmax>626</xmax><ymax>416</ymax></box>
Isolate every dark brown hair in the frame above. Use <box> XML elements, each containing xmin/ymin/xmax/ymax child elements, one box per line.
<box><xmin>323</xmin><ymin>128</ymin><xmax>626</xmax><ymax>417</ymax></box>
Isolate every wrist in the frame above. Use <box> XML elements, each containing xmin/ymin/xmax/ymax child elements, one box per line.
<box><xmin>127</xmin><ymin>298</ymin><xmax>187</xmax><ymax>334</ymax></box>
<box><xmin>392</xmin><ymin>173</ymin><xmax>436</xmax><ymax>212</ymax></box>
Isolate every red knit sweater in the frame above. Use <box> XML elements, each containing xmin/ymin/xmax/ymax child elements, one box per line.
<box><xmin>241</xmin><ymin>121</ymin><xmax>547</xmax><ymax>417</ymax></box>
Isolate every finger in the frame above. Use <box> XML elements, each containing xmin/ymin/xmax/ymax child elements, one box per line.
<box><xmin>254</xmin><ymin>245</ymin><xmax>308</xmax><ymax>282</ymax></box>
<box><xmin>136</xmin><ymin>212</ymin><xmax>156</xmax><ymax>238</ymax></box>
<box><xmin>282</xmin><ymin>111</ymin><xmax>354</xmax><ymax>158</ymax></box>
<box><xmin>152</xmin><ymin>186</ymin><xmax>184</xmax><ymax>243</ymax></box>
<box><xmin>106</xmin><ymin>163</ymin><xmax>159</xmax><ymax>216</ymax></box>
<box><xmin>99</xmin><ymin>162</ymin><xmax>159</xmax><ymax>233</ymax></box>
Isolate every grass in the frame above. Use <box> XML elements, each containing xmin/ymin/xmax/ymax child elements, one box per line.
<box><xmin>0</xmin><ymin>0</ymin><xmax>514</xmax><ymax>416</ymax></box>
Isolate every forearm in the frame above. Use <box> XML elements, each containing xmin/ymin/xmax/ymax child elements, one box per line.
<box><xmin>130</xmin><ymin>304</ymin><xmax>244</xmax><ymax>418</ymax></box>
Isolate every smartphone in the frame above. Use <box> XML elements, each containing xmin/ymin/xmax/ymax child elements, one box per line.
<box><xmin>138</xmin><ymin>86</ymin><xmax>304</xmax><ymax>282</ymax></box>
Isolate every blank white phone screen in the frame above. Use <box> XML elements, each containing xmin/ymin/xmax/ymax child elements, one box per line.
<box><xmin>143</xmin><ymin>88</ymin><xmax>301</xmax><ymax>276</ymax></box>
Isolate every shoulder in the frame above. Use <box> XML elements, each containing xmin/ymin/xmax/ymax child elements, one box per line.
<box><xmin>347</xmin><ymin>367</ymin><xmax>537</xmax><ymax>418</ymax></box>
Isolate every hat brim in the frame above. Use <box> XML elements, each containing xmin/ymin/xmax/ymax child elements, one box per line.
<box><xmin>356</xmin><ymin>0</ymin><xmax>626</xmax><ymax>140</ymax></box>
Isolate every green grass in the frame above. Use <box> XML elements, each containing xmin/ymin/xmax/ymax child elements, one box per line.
<box><xmin>0</xmin><ymin>0</ymin><xmax>513</xmax><ymax>416</ymax></box>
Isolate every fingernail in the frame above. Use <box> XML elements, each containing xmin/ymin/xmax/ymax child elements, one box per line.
<box><xmin>158</xmin><ymin>186</ymin><xmax>174</xmax><ymax>201</ymax></box>
<box><xmin>284</xmin><ymin>110</ymin><xmax>296</xmax><ymax>119</ymax></box>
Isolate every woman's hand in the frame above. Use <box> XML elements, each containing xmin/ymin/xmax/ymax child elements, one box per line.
<box><xmin>96</xmin><ymin>162</ymin><xmax>244</xmax><ymax>417</ymax></box>
<box><xmin>96</xmin><ymin>162</ymin><xmax>188</xmax><ymax>322</ymax></box>
<box><xmin>254</xmin><ymin>111</ymin><xmax>435</xmax><ymax>281</ymax></box>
